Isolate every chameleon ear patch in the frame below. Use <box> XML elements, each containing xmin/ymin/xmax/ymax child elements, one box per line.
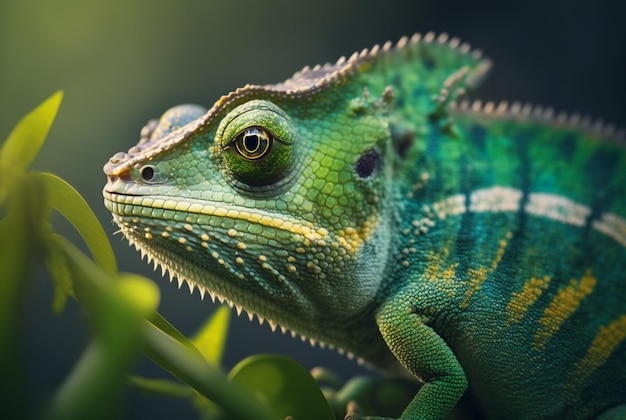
<box><xmin>355</xmin><ymin>148</ymin><xmax>380</xmax><ymax>178</ymax></box>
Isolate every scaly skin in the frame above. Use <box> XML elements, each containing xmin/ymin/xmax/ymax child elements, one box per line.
<box><xmin>103</xmin><ymin>33</ymin><xmax>626</xmax><ymax>419</ymax></box>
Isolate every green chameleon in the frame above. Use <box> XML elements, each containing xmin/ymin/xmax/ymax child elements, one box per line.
<box><xmin>103</xmin><ymin>33</ymin><xmax>626</xmax><ymax>419</ymax></box>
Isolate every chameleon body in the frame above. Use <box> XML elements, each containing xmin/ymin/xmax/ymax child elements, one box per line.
<box><xmin>103</xmin><ymin>33</ymin><xmax>626</xmax><ymax>419</ymax></box>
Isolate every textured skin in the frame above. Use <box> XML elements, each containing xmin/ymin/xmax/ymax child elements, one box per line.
<box><xmin>103</xmin><ymin>33</ymin><xmax>626</xmax><ymax>419</ymax></box>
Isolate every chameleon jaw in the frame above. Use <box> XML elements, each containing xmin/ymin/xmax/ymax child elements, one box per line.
<box><xmin>112</xmin><ymin>212</ymin><xmax>369</xmax><ymax>366</ymax></box>
<box><xmin>103</xmin><ymin>187</ymin><xmax>383</xmax><ymax>306</ymax></box>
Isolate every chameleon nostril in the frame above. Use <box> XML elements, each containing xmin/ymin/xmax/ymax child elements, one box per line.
<box><xmin>140</xmin><ymin>165</ymin><xmax>156</xmax><ymax>182</ymax></box>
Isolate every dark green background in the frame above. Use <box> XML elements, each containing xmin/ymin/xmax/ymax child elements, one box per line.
<box><xmin>2</xmin><ymin>0</ymin><xmax>624</xmax><ymax>418</ymax></box>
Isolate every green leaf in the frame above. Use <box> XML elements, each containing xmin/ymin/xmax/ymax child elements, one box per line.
<box><xmin>191</xmin><ymin>305</ymin><xmax>231</xmax><ymax>366</ymax></box>
<box><xmin>46</xmin><ymin>273</ymin><xmax>159</xmax><ymax>420</ymax></box>
<box><xmin>0</xmin><ymin>172</ymin><xmax>53</xmax><ymax>417</ymax></box>
<box><xmin>0</xmin><ymin>91</ymin><xmax>63</xmax><ymax>203</ymax></box>
<box><xmin>44</xmin><ymin>238</ymin><xmax>74</xmax><ymax>313</ymax></box>
<box><xmin>39</xmin><ymin>172</ymin><xmax>117</xmax><ymax>275</ymax></box>
<box><xmin>148</xmin><ymin>312</ymin><xmax>198</xmax><ymax>353</ymax></box>
<box><xmin>126</xmin><ymin>375</ymin><xmax>194</xmax><ymax>399</ymax></box>
<box><xmin>113</xmin><ymin>273</ymin><xmax>160</xmax><ymax>317</ymax></box>
<box><xmin>51</xmin><ymin>236</ymin><xmax>274</xmax><ymax>420</ymax></box>
<box><xmin>0</xmin><ymin>194</ymin><xmax>30</xmax><ymax>417</ymax></box>
<box><xmin>0</xmin><ymin>194</ymin><xmax>30</xmax><ymax>339</ymax></box>
<box><xmin>142</xmin><ymin>322</ymin><xmax>276</xmax><ymax>420</ymax></box>
<box><xmin>329</xmin><ymin>375</ymin><xmax>419</xmax><ymax>418</ymax></box>
<box><xmin>228</xmin><ymin>354</ymin><xmax>335</xmax><ymax>420</ymax></box>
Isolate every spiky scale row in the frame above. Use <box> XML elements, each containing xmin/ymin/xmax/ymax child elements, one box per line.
<box><xmin>126</xmin><ymin>227</ymin><xmax>370</xmax><ymax>362</ymax></box>
<box><xmin>451</xmin><ymin>99</ymin><xmax>626</xmax><ymax>141</ymax></box>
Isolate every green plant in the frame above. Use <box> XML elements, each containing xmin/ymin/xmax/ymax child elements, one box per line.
<box><xmin>0</xmin><ymin>92</ymin><xmax>337</xmax><ymax>420</ymax></box>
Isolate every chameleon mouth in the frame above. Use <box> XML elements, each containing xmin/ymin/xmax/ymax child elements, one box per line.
<box><xmin>103</xmin><ymin>190</ymin><xmax>370</xmax><ymax>256</ymax></box>
<box><xmin>104</xmin><ymin>191</ymin><xmax>370</xmax><ymax>363</ymax></box>
<box><xmin>103</xmin><ymin>191</ymin><xmax>327</xmax><ymax>238</ymax></box>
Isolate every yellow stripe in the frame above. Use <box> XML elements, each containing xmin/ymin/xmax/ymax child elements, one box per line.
<box><xmin>106</xmin><ymin>192</ymin><xmax>378</xmax><ymax>255</ymax></box>
<box><xmin>506</xmin><ymin>275</ymin><xmax>551</xmax><ymax>325</ymax></box>
<box><xmin>568</xmin><ymin>314</ymin><xmax>626</xmax><ymax>389</ymax></box>
<box><xmin>533</xmin><ymin>269</ymin><xmax>596</xmax><ymax>350</ymax></box>
<box><xmin>460</xmin><ymin>232</ymin><xmax>511</xmax><ymax>308</ymax></box>
<box><xmin>423</xmin><ymin>249</ymin><xmax>459</xmax><ymax>297</ymax></box>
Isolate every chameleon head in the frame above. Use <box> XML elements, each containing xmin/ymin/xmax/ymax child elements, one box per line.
<box><xmin>103</xmin><ymin>70</ymin><xmax>398</xmax><ymax>336</ymax></box>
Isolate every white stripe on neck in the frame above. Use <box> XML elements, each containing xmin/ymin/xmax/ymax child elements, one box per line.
<box><xmin>427</xmin><ymin>186</ymin><xmax>625</xmax><ymax>248</ymax></box>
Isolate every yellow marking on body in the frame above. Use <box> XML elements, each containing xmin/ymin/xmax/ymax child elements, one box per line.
<box><xmin>568</xmin><ymin>314</ymin><xmax>626</xmax><ymax>389</ymax></box>
<box><xmin>506</xmin><ymin>275</ymin><xmax>551</xmax><ymax>325</ymax></box>
<box><xmin>422</xmin><ymin>248</ymin><xmax>458</xmax><ymax>297</ymax></box>
<box><xmin>533</xmin><ymin>269</ymin><xmax>597</xmax><ymax>350</ymax></box>
<box><xmin>460</xmin><ymin>232</ymin><xmax>511</xmax><ymax>308</ymax></box>
<box><xmin>333</xmin><ymin>214</ymin><xmax>380</xmax><ymax>255</ymax></box>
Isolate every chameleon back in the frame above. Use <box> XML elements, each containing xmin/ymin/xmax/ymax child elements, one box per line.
<box><xmin>389</xmin><ymin>104</ymin><xmax>626</xmax><ymax>417</ymax></box>
<box><xmin>329</xmin><ymin>33</ymin><xmax>626</xmax><ymax>417</ymax></box>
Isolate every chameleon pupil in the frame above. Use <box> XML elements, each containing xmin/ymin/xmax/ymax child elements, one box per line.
<box><xmin>235</xmin><ymin>127</ymin><xmax>271</xmax><ymax>160</ymax></box>
<box><xmin>244</xmin><ymin>133</ymin><xmax>260</xmax><ymax>153</ymax></box>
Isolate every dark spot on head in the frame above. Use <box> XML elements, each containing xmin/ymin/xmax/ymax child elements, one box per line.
<box><xmin>355</xmin><ymin>149</ymin><xmax>380</xmax><ymax>178</ymax></box>
<box><xmin>390</xmin><ymin>124</ymin><xmax>414</xmax><ymax>159</ymax></box>
<box><xmin>420</xmin><ymin>49</ymin><xmax>436</xmax><ymax>70</ymax></box>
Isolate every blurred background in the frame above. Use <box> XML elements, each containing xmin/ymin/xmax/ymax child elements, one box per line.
<box><xmin>2</xmin><ymin>0</ymin><xmax>625</xmax><ymax>418</ymax></box>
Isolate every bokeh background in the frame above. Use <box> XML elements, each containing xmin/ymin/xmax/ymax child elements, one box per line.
<box><xmin>2</xmin><ymin>0</ymin><xmax>625</xmax><ymax>418</ymax></box>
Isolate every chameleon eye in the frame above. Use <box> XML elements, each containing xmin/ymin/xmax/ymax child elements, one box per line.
<box><xmin>234</xmin><ymin>127</ymin><xmax>273</xmax><ymax>160</ymax></box>
<box><xmin>217</xmin><ymin>100</ymin><xmax>297</xmax><ymax>190</ymax></box>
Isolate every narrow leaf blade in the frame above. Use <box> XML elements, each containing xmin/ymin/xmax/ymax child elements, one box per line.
<box><xmin>0</xmin><ymin>91</ymin><xmax>63</xmax><ymax>202</ymax></box>
<box><xmin>191</xmin><ymin>305</ymin><xmax>231</xmax><ymax>366</ymax></box>
<box><xmin>39</xmin><ymin>172</ymin><xmax>117</xmax><ymax>275</ymax></box>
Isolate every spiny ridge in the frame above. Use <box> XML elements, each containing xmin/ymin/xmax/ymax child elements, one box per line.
<box><xmin>288</xmin><ymin>31</ymin><xmax>485</xmax><ymax>89</ymax></box>
<box><xmin>122</xmin><ymin>234</ymin><xmax>362</xmax><ymax>364</ymax></box>
<box><xmin>451</xmin><ymin>99</ymin><xmax>626</xmax><ymax>143</ymax></box>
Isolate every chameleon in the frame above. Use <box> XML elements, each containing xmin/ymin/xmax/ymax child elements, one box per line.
<box><xmin>103</xmin><ymin>32</ymin><xmax>626</xmax><ymax>419</ymax></box>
